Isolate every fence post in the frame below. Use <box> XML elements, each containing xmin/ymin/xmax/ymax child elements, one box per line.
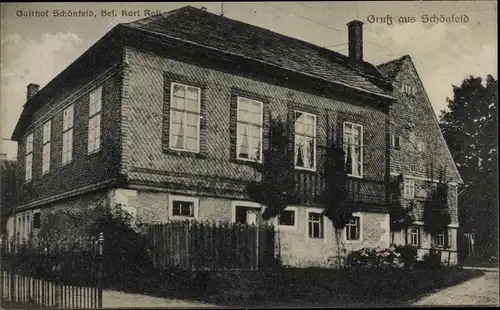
<box><xmin>54</xmin><ymin>242</ymin><xmax>61</xmax><ymax>308</ymax></box>
<box><xmin>97</xmin><ymin>232</ymin><xmax>104</xmax><ymax>308</ymax></box>
<box><xmin>10</xmin><ymin>241</ymin><xmax>15</xmax><ymax>303</ymax></box>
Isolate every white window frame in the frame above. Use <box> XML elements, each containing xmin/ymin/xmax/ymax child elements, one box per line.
<box><xmin>231</xmin><ymin>200</ymin><xmax>266</xmax><ymax>225</ymax></box>
<box><xmin>88</xmin><ymin>86</ymin><xmax>102</xmax><ymax>155</ymax></box>
<box><xmin>168</xmin><ymin>195</ymin><xmax>199</xmax><ymax>220</ymax></box>
<box><xmin>294</xmin><ymin>110</ymin><xmax>317</xmax><ymax>171</ymax></box>
<box><xmin>305</xmin><ymin>207</ymin><xmax>327</xmax><ymax>243</ymax></box>
<box><xmin>417</xmin><ymin>141</ymin><xmax>426</xmax><ymax>152</ymax></box>
<box><xmin>404</xmin><ymin>178</ymin><xmax>416</xmax><ymax>199</ymax></box>
<box><xmin>391</xmin><ymin>134</ymin><xmax>401</xmax><ymax>149</ymax></box>
<box><xmin>435</xmin><ymin>232</ymin><xmax>446</xmax><ymax>248</ymax></box>
<box><xmin>25</xmin><ymin>132</ymin><xmax>33</xmax><ymax>182</ymax></box>
<box><xmin>409</xmin><ymin>226</ymin><xmax>420</xmax><ymax>246</ymax></box>
<box><xmin>278</xmin><ymin>206</ymin><xmax>298</xmax><ymax>231</ymax></box>
<box><xmin>343</xmin><ymin>121</ymin><xmax>364</xmax><ymax>178</ymax></box>
<box><xmin>169</xmin><ymin>82</ymin><xmax>201</xmax><ymax>153</ymax></box>
<box><xmin>343</xmin><ymin>212</ymin><xmax>363</xmax><ymax>243</ymax></box>
<box><xmin>62</xmin><ymin>104</ymin><xmax>74</xmax><ymax>165</ymax></box>
<box><xmin>236</xmin><ymin>96</ymin><xmax>264</xmax><ymax>163</ymax></box>
<box><xmin>42</xmin><ymin>120</ymin><xmax>51</xmax><ymax>175</ymax></box>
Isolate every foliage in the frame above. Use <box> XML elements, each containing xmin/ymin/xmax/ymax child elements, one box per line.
<box><xmin>321</xmin><ymin>136</ymin><xmax>358</xmax><ymax>230</ymax></box>
<box><xmin>347</xmin><ymin>246</ymin><xmax>411</xmax><ymax>269</ymax></box>
<box><xmin>439</xmin><ymin>75</ymin><xmax>498</xmax><ymax>259</ymax></box>
<box><xmin>393</xmin><ymin>244</ymin><xmax>418</xmax><ymax>268</ymax></box>
<box><xmin>389</xmin><ymin>174</ymin><xmax>416</xmax><ymax>233</ymax></box>
<box><xmin>86</xmin><ymin>203</ymin><xmax>154</xmax><ymax>290</ymax></box>
<box><xmin>421</xmin><ymin>249</ymin><xmax>443</xmax><ymax>270</ymax></box>
<box><xmin>246</xmin><ymin>117</ymin><xmax>297</xmax><ymax>220</ymax></box>
<box><xmin>423</xmin><ymin>170</ymin><xmax>452</xmax><ymax>237</ymax></box>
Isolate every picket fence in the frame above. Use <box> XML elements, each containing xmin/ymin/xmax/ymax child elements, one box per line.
<box><xmin>0</xmin><ymin>234</ymin><xmax>104</xmax><ymax>308</ymax></box>
<box><xmin>148</xmin><ymin>220</ymin><xmax>278</xmax><ymax>271</ymax></box>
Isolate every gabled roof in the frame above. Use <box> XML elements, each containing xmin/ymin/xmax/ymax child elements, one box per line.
<box><xmin>376</xmin><ymin>55</ymin><xmax>463</xmax><ymax>184</ymax></box>
<box><xmin>376</xmin><ymin>55</ymin><xmax>409</xmax><ymax>81</ymax></box>
<box><xmin>122</xmin><ymin>6</ymin><xmax>393</xmax><ymax>98</ymax></box>
<box><xmin>13</xmin><ymin>6</ymin><xmax>394</xmax><ymax>141</ymax></box>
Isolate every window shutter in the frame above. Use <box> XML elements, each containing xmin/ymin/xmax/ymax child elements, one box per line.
<box><xmin>262</xmin><ymin>104</ymin><xmax>270</xmax><ymax>154</ymax></box>
<box><xmin>162</xmin><ymin>77</ymin><xmax>172</xmax><ymax>152</ymax></box>
<box><xmin>198</xmin><ymin>86</ymin><xmax>208</xmax><ymax>158</ymax></box>
<box><xmin>287</xmin><ymin>107</ymin><xmax>295</xmax><ymax>161</ymax></box>
<box><xmin>447</xmin><ymin>228</ymin><xmax>452</xmax><ymax>249</ymax></box>
<box><xmin>420</xmin><ymin>227</ymin><xmax>425</xmax><ymax>247</ymax></box>
<box><xmin>229</xmin><ymin>93</ymin><xmax>238</xmax><ymax>161</ymax></box>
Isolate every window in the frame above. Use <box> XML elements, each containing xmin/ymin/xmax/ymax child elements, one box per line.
<box><xmin>33</xmin><ymin>212</ymin><xmax>41</xmax><ymax>229</ymax></box>
<box><xmin>25</xmin><ymin>132</ymin><xmax>33</xmax><ymax>182</ymax></box>
<box><xmin>409</xmin><ymin>227</ymin><xmax>420</xmax><ymax>246</ymax></box>
<box><xmin>168</xmin><ymin>195</ymin><xmax>199</xmax><ymax>219</ymax></box>
<box><xmin>172</xmin><ymin>201</ymin><xmax>194</xmax><ymax>217</ymax></box>
<box><xmin>307</xmin><ymin>212</ymin><xmax>324</xmax><ymax>239</ymax></box>
<box><xmin>279</xmin><ymin>207</ymin><xmax>298</xmax><ymax>229</ymax></box>
<box><xmin>401</xmin><ymin>83</ymin><xmax>416</xmax><ymax>96</ymax></box>
<box><xmin>42</xmin><ymin>120</ymin><xmax>51</xmax><ymax>174</ymax></box>
<box><xmin>343</xmin><ymin>122</ymin><xmax>363</xmax><ymax>177</ymax></box>
<box><xmin>88</xmin><ymin>86</ymin><xmax>102</xmax><ymax>154</ymax></box>
<box><xmin>235</xmin><ymin>206</ymin><xmax>261</xmax><ymax>225</ymax></box>
<box><xmin>404</xmin><ymin>179</ymin><xmax>415</xmax><ymax>199</ymax></box>
<box><xmin>345</xmin><ymin>216</ymin><xmax>361</xmax><ymax>241</ymax></box>
<box><xmin>169</xmin><ymin>83</ymin><xmax>201</xmax><ymax>153</ymax></box>
<box><xmin>236</xmin><ymin>97</ymin><xmax>263</xmax><ymax>162</ymax></box>
<box><xmin>294</xmin><ymin>111</ymin><xmax>316</xmax><ymax>170</ymax></box>
<box><xmin>435</xmin><ymin>231</ymin><xmax>446</xmax><ymax>248</ymax></box>
<box><xmin>417</xmin><ymin>141</ymin><xmax>426</xmax><ymax>152</ymax></box>
<box><xmin>391</xmin><ymin>134</ymin><xmax>401</xmax><ymax>149</ymax></box>
<box><xmin>62</xmin><ymin>105</ymin><xmax>74</xmax><ymax>165</ymax></box>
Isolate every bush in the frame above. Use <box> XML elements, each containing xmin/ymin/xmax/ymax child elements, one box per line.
<box><xmin>393</xmin><ymin>244</ymin><xmax>418</xmax><ymax>268</ymax></box>
<box><xmin>421</xmin><ymin>249</ymin><xmax>442</xmax><ymax>270</ymax></box>
<box><xmin>347</xmin><ymin>246</ymin><xmax>405</xmax><ymax>269</ymax></box>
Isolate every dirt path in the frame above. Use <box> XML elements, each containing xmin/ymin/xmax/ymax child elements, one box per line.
<box><xmin>103</xmin><ymin>290</ymin><xmax>217</xmax><ymax>308</ymax></box>
<box><xmin>412</xmin><ymin>270</ymin><xmax>499</xmax><ymax>306</ymax></box>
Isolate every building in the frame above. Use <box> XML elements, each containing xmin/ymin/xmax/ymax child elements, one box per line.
<box><xmin>0</xmin><ymin>153</ymin><xmax>16</xmax><ymax>241</ymax></box>
<box><xmin>377</xmin><ymin>55</ymin><xmax>464</xmax><ymax>264</ymax></box>
<box><xmin>8</xmin><ymin>6</ymin><xmax>460</xmax><ymax>267</ymax></box>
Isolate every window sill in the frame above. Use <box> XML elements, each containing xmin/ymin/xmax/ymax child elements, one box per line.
<box><xmin>169</xmin><ymin>215</ymin><xmax>197</xmax><ymax>221</ymax></box>
<box><xmin>164</xmin><ymin>148</ymin><xmax>206</xmax><ymax>159</ymax></box>
<box><xmin>295</xmin><ymin>166</ymin><xmax>316</xmax><ymax>172</ymax></box>
<box><xmin>344</xmin><ymin>239</ymin><xmax>363</xmax><ymax>244</ymax></box>
<box><xmin>347</xmin><ymin>174</ymin><xmax>363</xmax><ymax>179</ymax></box>
<box><xmin>279</xmin><ymin>225</ymin><xmax>297</xmax><ymax>231</ymax></box>
<box><xmin>87</xmin><ymin>149</ymin><xmax>101</xmax><ymax>156</ymax></box>
<box><xmin>237</xmin><ymin>157</ymin><xmax>262</xmax><ymax>164</ymax></box>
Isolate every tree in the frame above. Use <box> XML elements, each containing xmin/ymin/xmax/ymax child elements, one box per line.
<box><xmin>389</xmin><ymin>174</ymin><xmax>416</xmax><ymax>245</ymax></box>
<box><xmin>423</xmin><ymin>170</ymin><xmax>451</xmax><ymax>238</ymax></box>
<box><xmin>439</xmin><ymin>75</ymin><xmax>498</xmax><ymax>259</ymax></box>
<box><xmin>246</xmin><ymin>117</ymin><xmax>297</xmax><ymax>220</ymax></box>
<box><xmin>321</xmin><ymin>134</ymin><xmax>358</xmax><ymax>266</ymax></box>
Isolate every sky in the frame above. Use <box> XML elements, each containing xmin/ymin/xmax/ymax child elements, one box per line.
<box><xmin>0</xmin><ymin>1</ymin><xmax>497</xmax><ymax>159</ymax></box>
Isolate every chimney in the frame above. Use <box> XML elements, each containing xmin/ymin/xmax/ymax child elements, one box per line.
<box><xmin>26</xmin><ymin>83</ymin><xmax>40</xmax><ymax>101</ymax></box>
<box><xmin>347</xmin><ymin>20</ymin><xmax>364</xmax><ymax>67</ymax></box>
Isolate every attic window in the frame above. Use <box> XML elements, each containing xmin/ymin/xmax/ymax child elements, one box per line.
<box><xmin>391</xmin><ymin>134</ymin><xmax>401</xmax><ymax>149</ymax></box>
<box><xmin>401</xmin><ymin>83</ymin><xmax>416</xmax><ymax>96</ymax></box>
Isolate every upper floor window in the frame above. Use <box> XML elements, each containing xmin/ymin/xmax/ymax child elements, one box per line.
<box><xmin>343</xmin><ymin>122</ymin><xmax>363</xmax><ymax>177</ymax></box>
<box><xmin>62</xmin><ymin>105</ymin><xmax>74</xmax><ymax>165</ymax></box>
<box><xmin>25</xmin><ymin>132</ymin><xmax>33</xmax><ymax>182</ymax></box>
<box><xmin>401</xmin><ymin>83</ymin><xmax>416</xmax><ymax>96</ymax></box>
<box><xmin>236</xmin><ymin>97</ymin><xmax>263</xmax><ymax>162</ymax></box>
<box><xmin>417</xmin><ymin>141</ymin><xmax>426</xmax><ymax>152</ymax></box>
<box><xmin>169</xmin><ymin>83</ymin><xmax>200</xmax><ymax>153</ymax></box>
<box><xmin>391</xmin><ymin>134</ymin><xmax>401</xmax><ymax>149</ymax></box>
<box><xmin>42</xmin><ymin>120</ymin><xmax>51</xmax><ymax>174</ymax></box>
<box><xmin>88</xmin><ymin>86</ymin><xmax>102</xmax><ymax>154</ymax></box>
<box><xmin>404</xmin><ymin>178</ymin><xmax>415</xmax><ymax>199</ymax></box>
<box><xmin>294</xmin><ymin>111</ymin><xmax>316</xmax><ymax>170</ymax></box>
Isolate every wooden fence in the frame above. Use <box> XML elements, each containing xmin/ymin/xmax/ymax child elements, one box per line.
<box><xmin>148</xmin><ymin>221</ymin><xmax>279</xmax><ymax>271</ymax></box>
<box><xmin>0</xmin><ymin>234</ymin><xmax>104</xmax><ymax>308</ymax></box>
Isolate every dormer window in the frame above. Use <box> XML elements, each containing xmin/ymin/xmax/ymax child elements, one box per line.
<box><xmin>401</xmin><ymin>83</ymin><xmax>416</xmax><ymax>96</ymax></box>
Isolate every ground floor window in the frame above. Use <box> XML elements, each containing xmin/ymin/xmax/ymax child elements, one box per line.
<box><xmin>434</xmin><ymin>231</ymin><xmax>447</xmax><ymax>248</ymax></box>
<box><xmin>235</xmin><ymin>206</ymin><xmax>261</xmax><ymax>225</ymax></box>
<box><xmin>409</xmin><ymin>227</ymin><xmax>420</xmax><ymax>246</ymax></box>
<box><xmin>308</xmin><ymin>212</ymin><xmax>324</xmax><ymax>239</ymax></box>
<box><xmin>168</xmin><ymin>195</ymin><xmax>199</xmax><ymax>219</ymax></box>
<box><xmin>279</xmin><ymin>208</ymin><xmax>297</xmax><ymax>228</ymax></box>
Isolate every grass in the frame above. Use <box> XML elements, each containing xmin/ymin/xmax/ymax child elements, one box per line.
<box><xmin>110</xmin><ymin>265</ymin><xmax>485</xmax><ymax>307</ymax></box>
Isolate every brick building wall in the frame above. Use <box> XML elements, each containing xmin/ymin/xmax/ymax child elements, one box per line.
<box><xmin>121</xmin><ymin>47</ymin><xmax>389</xmax><ymax>205</ymax></box>
<box><xmin>15</xmin><ymin>67</ymin><xmax>123</xmax><ymax>209</ymax></box>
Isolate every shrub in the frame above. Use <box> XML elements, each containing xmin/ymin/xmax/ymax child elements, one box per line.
<box><xmin>421</xmin><ymin>249</ymin><xmax>442</xmax><ymax>270</ymax></box>
<box><xmin>393</xmin><ymin>244</ymin><xmax>418</xmax><ymax>268</ymax></box>
<box><xmin>347</xmin><ymin>246</ymin><xmax>406</xmax><ymax>269</ymax></box>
